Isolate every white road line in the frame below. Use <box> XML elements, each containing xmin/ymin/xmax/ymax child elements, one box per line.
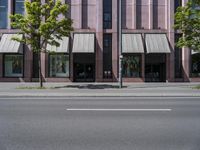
<box><xmin>66</xmin><ymin>108</ymin><xmax>172</xmax><ymax>112</ymax></box>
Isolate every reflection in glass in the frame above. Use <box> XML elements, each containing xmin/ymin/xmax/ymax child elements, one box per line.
<box><xmin>0</xmin><ymin>0</ymin><xmax>8</xmax><ymax>28</ymax></box>
<box><xmin>4</xmin><ymin>55</ymin><xmax>23</xmax><ymax>77</ymax></box>
<box><xmin>122</xmin><ymin>55</ymin><xmax>141</xmax><ymax>77</ymax></box>
<box><xmin>15</xmin><ymin>0</ymin><xmax>25</xmax><ymax>15</ymax></box>
<box><xmin>49</xmin><ymin>54</ymin><xmax>69</xmax><ymax>77</ymax></box>
<box><xmin>191</xmin><ymin>53</ymin><xmax>200</xmax><ymax>77</ymax></box>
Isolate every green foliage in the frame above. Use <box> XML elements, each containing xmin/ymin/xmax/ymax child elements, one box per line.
<box><xmin>10</xmin><ymin>0</ymin><xmax>73</xmax><ymax>53</ymax></box>
<box><xmin>174</xmin><ymin>0</ymin><xmax>200</xmax><ymax>52</ymax></box>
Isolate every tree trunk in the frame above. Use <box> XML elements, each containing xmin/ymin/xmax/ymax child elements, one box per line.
<box><xmin>38</xmin><ymin>52</ymin><xmax>43</xmax><ymax>88</ymax></box>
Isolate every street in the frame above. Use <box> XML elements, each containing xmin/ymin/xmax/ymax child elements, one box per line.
<box><xmin>0</xmin><ymin>96</ymin><xmax>200</xmax><ymax>150</ymax></box>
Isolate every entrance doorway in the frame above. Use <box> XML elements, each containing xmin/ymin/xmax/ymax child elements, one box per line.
<box><xmin>73</xmin><ymin>53</ymin><xmax>95</xmax><ymax>82</ymax></box>
<box><xmin>145</xmin><ymin>54</ymin><xmax>166</xmax><ymax>82</ymax></box>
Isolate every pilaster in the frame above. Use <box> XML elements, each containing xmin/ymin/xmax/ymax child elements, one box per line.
<box><xmin>149</xmin><ymin>0</ymin><xmax>153</xmax><ymax>29</ymax></box>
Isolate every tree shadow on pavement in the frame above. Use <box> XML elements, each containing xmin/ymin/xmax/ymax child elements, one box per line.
<box><xmin>53</xmin><ymin>84</ymin><xmax>127</xmax><ymax>89</ymax></box>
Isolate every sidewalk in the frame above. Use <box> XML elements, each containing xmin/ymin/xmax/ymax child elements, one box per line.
<box><xmin>0</xmin><ymin>82</ymin><xmax>200</xmax><ymax>97</ymax></box>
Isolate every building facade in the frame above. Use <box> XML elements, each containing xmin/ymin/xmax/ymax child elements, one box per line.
<box><xmin>0</xmin><ymin>0</ymin><xmax>199</xmax><ymax>82</ymax></box>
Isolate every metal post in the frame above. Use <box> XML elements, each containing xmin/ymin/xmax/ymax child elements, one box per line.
<box><xmin>118</xmin><ymin>0</ymin><xmax>122</xmax><ymax>88</ymax></box>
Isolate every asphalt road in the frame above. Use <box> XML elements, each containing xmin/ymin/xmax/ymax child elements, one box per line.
<box><xmin>0</xmin><ymin>96</ymin><xmax>200</xmax><ymax>150</ymax></box>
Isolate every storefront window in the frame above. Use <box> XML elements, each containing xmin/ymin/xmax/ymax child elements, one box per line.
<box><xmin>0</xmin><ymin>0</ymin><xmax>8</xmax><ymax>28</ymax></box>
<box><xmin>122</xmin><ymin>55</ymin><xmax>141</xmax><ymax>78</ymax></box>
<box><xmin>191</xmin><ymin>53</ymin><xmax>200</xmax><ymax>77</ymax></box>
<box><xmin>4</xmin><ymin>55</ymin><xmax>23</xmax><ymax>77</ymax></box>
<box><xmin>49</xmin><ymin>54</ymin><xmax>69</xmax><ymax>77</ymax></box>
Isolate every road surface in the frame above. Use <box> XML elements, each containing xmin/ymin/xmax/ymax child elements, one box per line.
<box><xmin>0</xmin><ymin>96</ymin><xmax>200</xmax><ymax>150</ymax></box>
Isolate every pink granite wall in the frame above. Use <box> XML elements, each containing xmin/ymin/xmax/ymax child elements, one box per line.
<box><xmin>95</xmin><ymin>0</ymin><xmax>103</xmax><ymax>82</ymax></box>
<box><xmin>23</xmin><ymin>45</ymin><xmax>33</xmax><ymax>81</ymax></box>
<box><xmin>87</xmin><ymin>0</ymin><xmax>96</xmax><ymax>29</ymax></box>
<box><xmin>153</xmin><ymin>0</ymin><xmax>166</xmax><ymax>29</ymax></box>
<box><xmin>71</xmin><ymin>0</ymin><xmax>82</xmax><ymax>29</ymax></box>
<box><xmin>111</xmin><ymin>0</ymin><xmax>118</xmax><ymax>81</ymax></box>
<box><xmin>182</xmin><ymin>0</ymin><xmax>190</xmax><ymax>81</ymax></box>
<box><xmin>136</xmin><ymin>0</ymin><xmax>150</xmax><ymax>29</ymax></box>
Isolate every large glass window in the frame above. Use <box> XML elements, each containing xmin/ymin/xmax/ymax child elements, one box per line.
<box><xmin>103</xmin><ymin>0</ymin><xmax>112</xmax><ymax>29</ymax></box>
<box><xmin>103</xmin><ymin>34</ymin><xmax>112</xmax><ymax>78</ymax></box>
<box><xmin>49</xmin><ymin>54</ymin><xmax>69</xmax><ymax>77</ymax></box>
<box><xmin>0</xmin><ymin>0</ymin><xmax>8</xmax><ymax>28</ymax></box>
<box><xmin>14</xmin><ymin>0</ymin><xmax>25</xmax><ymax>15</ymax></box>
<box><xmin>122</xmin><ymin>55</ymin><xmax>141</xmax><ymax>78</ymax></box>
<box><xmin>4</xmin><ymin>55</ymin><xmax>23</xmax><ymax>77</ymax></box>
<box><xmin>191</xmin><ymin>53</ymin><xmax>200</xmax><ymax>77</ymax></box>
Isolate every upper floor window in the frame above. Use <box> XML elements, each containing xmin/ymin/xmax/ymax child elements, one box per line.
<box><xmin>14</xmin><ymin>0</ymin><xmax>25</xmax><ymax>15</ymax></box>
<box><xmin>103</xmin><ymin>0</ymin><xmax>112</xmax><ymax>29</ymax></box>
<box><xmin>82</xmin><ymin>0</ymin><xmax>88</xmax><ymax>29</ymax></box>
<box><xmin>175</xmin><ymin>0</ymin><xmax>182</xmax><ymax>12</ymax></box>
<box><xmin>0</xmin><ymin>0</ymin><xmax>8</xmax><ymax>28</ymax></box>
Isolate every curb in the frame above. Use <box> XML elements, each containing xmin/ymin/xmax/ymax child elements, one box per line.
<box><xmin>1</xmin><ymin>93</ymin><xmax>200</xmax><ymax>97</ymax></box>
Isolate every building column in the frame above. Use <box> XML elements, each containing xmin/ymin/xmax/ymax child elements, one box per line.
<box><xmin>132</xmin><ymin>0</ymin><xmax>137</xmax><ymax>29</ymax></box>
<box><xmin>24</xmin><ymin>46</ymin><xmax>33</xmax><ymax>81</ymax></box>
<box><xmin>7</xmin><ymin>0</ymin><xmax>13</xmax><ymax>29</ymax></box>
<box><xmin>41</xmin><ymin>52</ymin><xmax>46</xmax><ymax>82</ymax></box>
<box><xmin>95</xmin><ymin>0</ymin><xmax>103</xmax><ymax>82</ymax></box>
<box><xmin>182</xmin><ymin>47</ymin><xmax>190</xmax><ymax>81</ymax></box>
<box><xmin>112</xmin><ymin>0</ymin><xmax>118</xmax><ymax>81</ymax></box>
<box><xmin>0</xmin><ymin>55</ymin><xmax>3</xmax><ymax>78</ymax></box>
<box><xmin>181</xmin><ymin>0</ymin><xmax>190</xmax><ymax>82</ymax></box>
<box><xmin>149</xmin><ymin>0</ymin><xmax>153</xmax><ymax>29</ymax></box>
<box><xmin>95</xmin><ymin>33</ymin><xmax>103</xmax><ymax>82</ymax></box>
<box><xmin>70</xmin><ymin>34</ymin><xmax>74</xmax><ymax>81</ymax></box>
<box><xmin>71</xmin><ymin>0</ymin><xmax>82</xmax><ymax>29</ymax></box>
<box><xmin>167</xmin><ymin>0</ymin><xmax>175</xmax><ymax>82</ymax></box>
<box><xmin>166</xmin><ymin>53</ymin><xmax>170</xmax><ymax>82</ymax></box>
<box><xmin>141</xmin><ymin>53</ymin><xmax>145</xmax><ymax>81</ymax></box>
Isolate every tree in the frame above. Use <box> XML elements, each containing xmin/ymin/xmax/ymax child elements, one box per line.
<box><xmin>174</xmin><ymin>0</ymin><xmax>200</xmax><ymax>52</ymax></box>
<box><xmin>10</xmin><ymin>0</ymin><xmax>73</xmax><ymax>87</ymax></box>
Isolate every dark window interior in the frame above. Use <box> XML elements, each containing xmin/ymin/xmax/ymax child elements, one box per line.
<box><xmin>103</xmin><ymin>0</ymin><xmax>112</xmax><ymax>29</ymax></box>
<box><xmin>103</xmin><ymin>34</ymin><xmax>112</xmax><ymax>78</ymax></box>
<box><xmin>175</xmin><ymin>0</ymin><xmax>182</xmax><ymax>12</ymax></box>
<box><xmin>175</xmin><ymin>34</ymin><xmax>182</xmax><ymax>78</ymax></box>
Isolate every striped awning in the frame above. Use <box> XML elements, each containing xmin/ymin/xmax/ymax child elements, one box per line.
<box><xmin>0</xmin><ymin>34</ymin><xmax>23</xmax><ymax>54</ymax></box>
<box><xmin>122</xmin><ymin>34</ymin><xmax>144</xmax><ymax>53</ymax></box>
<box><xmin>145</xmin><ymin>34</ymin><xmax>171</xmax><ymax>53</ymax></box>
<box><xmin>72</xmin><ymin>33</ymin><xmax>95</xmax><ymax>53</ymax></box>
<box><xmin>47</xmin><ymin>37</ymin><xmax>69</xmax><ymax>53</ymax></box>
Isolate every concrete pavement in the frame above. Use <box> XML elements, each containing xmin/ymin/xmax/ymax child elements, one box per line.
<box><xmin>0</xmin><ymin>82</ymin><xmax>200</xmax><ymax>97</ymax></box>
